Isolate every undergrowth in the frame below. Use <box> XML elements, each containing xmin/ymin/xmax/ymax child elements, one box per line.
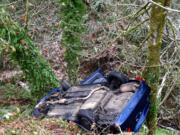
<box><xmin>0</xmin><ymin>7</ymin><xmax>59</xmax><ymax>99</ymax></box>
<box><xmin>58</xmin><ymin>0</ymin><xmax>87</xmax><ymax>84</ymax></box>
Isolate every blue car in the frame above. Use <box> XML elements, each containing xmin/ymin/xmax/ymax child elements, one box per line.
<box><xmin>32</xmin><ymin>69</ymin><xmax>150</xmax><ymax>133</ymax></box>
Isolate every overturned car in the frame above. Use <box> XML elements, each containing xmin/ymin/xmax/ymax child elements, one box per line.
<box><xmin>32</xmin><ymin>69</ymin><xmax>150</xmax><ymax>133</ymax></box>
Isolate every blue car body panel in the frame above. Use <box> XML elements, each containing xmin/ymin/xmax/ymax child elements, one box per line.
<box><xmin>113</xmin><ymin>81</ymin><xmax>150</xmax><ymax>132</ymax></box>
<box><xmin>35</xmin><ymin>88</ymin><xmax>62</xmax><ymax>108</ymax></box>
<box><xmin>35</xmin><ymin>69</ymin><xmax>150</xmax><ymax>132</ymax></box>
<box><xmin>80</xmin><ymin>68</ymin><xmax>107</xmax><ymax>85</ymax></box>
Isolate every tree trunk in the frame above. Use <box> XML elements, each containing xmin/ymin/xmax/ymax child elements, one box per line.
<box><xmin>0</xmin><ymin>9</ymin><xmax>59</xmax><ymax>100</ymax></box>
<box><xmin>142</xmin><ymin>0</ymin><xmax>171</xmax><ymax>134</ymax></box>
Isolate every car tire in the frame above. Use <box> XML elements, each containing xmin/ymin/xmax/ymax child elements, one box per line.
<box><xmin>107</xmin><ymin>71</ymin><xmax>128</xmax><ymax>90</ymax></box>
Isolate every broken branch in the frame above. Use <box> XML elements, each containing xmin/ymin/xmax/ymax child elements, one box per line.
<box><xmin>160</xmin><ymin>78</ymin><xmax>177</xmax><ymax>106</ymax></box>
<box><xmin>167</xmin><ymin>18</ymin><xmax>179</xmax><ymax>47</ymax></box>
<box><xmin>157</xmin><ymin>71</ymin><xmax>169</xmax><ymax>99</ymax></box>
<box><xmin>125</xmin><ymin>18</ymin><xmax>150</xmax><ymax>35</ymax></box>
<box><xmin>149</xmin><ymin>0</ymin><xmax>180</xmax><ymax>13</ymax></box>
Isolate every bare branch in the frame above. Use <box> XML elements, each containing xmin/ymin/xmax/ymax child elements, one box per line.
<box><xmin>125</xmin><ymin>18</ymin><xmax>150</xmax><ymax>35</ymax></box>
<box><xmin>157</xmin><ymin>123</ymin><xmax>179</xmax><ymax>132</ymax></box>
<box><xmin>149</xmin><ymin>0</ymin><xmax>180</xmax><ymax>13</ymax></box>
<box><xmin>160</xmin><ymin>78</ymin><xmax>177</xmax><ymax>106</ymax></box>
<box><xmin>0</xmin><ymin>0</ymin><xmax>21</xmax><ymax>6</ymax></box>
<box><xmin>126</xmin><ymin>2</ymin><xmax>151</xmax><ymax>30</ymax></box>
<box><xmin>138</xmin><ymin>32</ymin><xmax>152</xmax><ymax>50</ymax></box>
<box><xmin>133</xmin><ymin>2</ymin><xmax>150</xmax><ymax>17</ymax></box>
<box><xmin>157</xmin><ymin>71</ymin><xmax>169</xmax><ymax>99</ymax></box>
<box><xmin>167</xmin><ymin>18</ymin><xmax>179</xmax><ymax>47</ymax></box>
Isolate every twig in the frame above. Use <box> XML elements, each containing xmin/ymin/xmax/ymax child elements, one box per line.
<box><xmin>117</xmin><ymin>14</ymin><xmax>134</xmax><ymax>21</ymax></box>
<box><xmin>138</xmin><ymin>32</ymin><xmax>152</xmax><ymax>50</ymax></box>
<box><xmin>116</xmin><ymin>3</ymin><xmax>141</xmax><ymax>7</ymax></box>
<box><xmin>165</xmin><ymin>21</ymin><xmax>170</xmax><ymax>39</ymax></box>
<box><xmin>119</xmin><ymin>126</ymin><xmax>123</xmax><ymax>135</ymax></box>
<box><xmin>31</xmin><ymin>7</ymin><xmax>46</xmax><ymax>19</ymax></box>
<box><xmin>18</xmin><ymin>81</ymin><xmax>30</xmax><ymax>93</ymax></box>
<box><xmin>167</xmin><ymin>18</ymin><xmax>179</xmax><ymax>47</ymax></box>
<box><xmin>24</xmin><ymin>0</ymin><xmax>29</xmax><ymax>30</ymax></box>
<box><xmin>157</xmin><ymin>71</ymin><xmax>169</xmax><ymax>99</ymax></box>
<box><xmin>160</xmin><ymin>41</ymin><xmax>174</xmax><ymax>59</ymax></box>
<box><xmin>125</xmin><ymin>18</ymin><xmax>150</xmax><ymax>35</ymax></box>
<box><xmin>160</xmin><ymin>78</ymin><xmax>177</xmax><ymax>106</ymax></box>
<box><xmin>149</xmin><ymin>0</ymin><xmax>180</xmax><ymax>13</ymax></box>
<box><xmin>0</xmin><ymin>0</ymin><xmax>21</xmax><ymax>6</ymax></box>
<box><xmin>84</xmin><ymin>7</ymin><xmax>150</xmax><ymax>60</ymax></box>
<box><xmin>157</xmin><ymin>123</ymin><xmax>179</xmax><ymax>133</ymax></box>
<box><xmin>160</xmin><ymin>110</ymin><xmax>180</xmax><ymax>121</ymax></box>
<box><xmin>126</xmin><ymin>3</ymin><xmax>151</xmax><ymax>30</ymax></box>
<box><xmin>134</xmin><ymin>5</ymin><xmax>152</xmax><ymax>19</ymax></box>
<box><xmin>133</xmin><ymin>2</ymin><xmax>150</xmax><ymax>18</ymax></box>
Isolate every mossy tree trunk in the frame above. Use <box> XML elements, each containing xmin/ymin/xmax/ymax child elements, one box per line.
<box><xmin>142</xmin><ymin>0</ymin><xmax>171</xmax><ymax>134</ymax></box>
<box><xmin>0</xmin><ymin>8</ymin><xmax>59</xmax><ymax>100</ymax></box>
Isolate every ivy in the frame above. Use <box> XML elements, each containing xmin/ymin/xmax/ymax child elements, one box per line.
<box><xmin>58</xmin><ymin>0</ymin><xmax>87</xmax><ymax>84</ymax></box>
<box><xmin>0</xmin><ymin>8</ymin><xmax>59</xmax><ymax>100</ymax></box>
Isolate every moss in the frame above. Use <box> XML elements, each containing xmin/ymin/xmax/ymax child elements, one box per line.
<box><xmin>59</xmin><ymin>0</ymin><xmax>87</xmax><ymax>84</ymax></box>
<box><xmin>0</xmin><ymin>10</ymin><xmax>59</xmax><ymax>99</ymax></box>
<box><xmin>142</xmin><ymin>0</ymin><xmax>171</xmax><ymax>134</ymax></box>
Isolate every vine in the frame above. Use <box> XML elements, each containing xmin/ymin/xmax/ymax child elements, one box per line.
<box><xmin>58</xmin><ymin>0</ymin><xmax>87</xmax><ymax>84</ymax></box>
<box><xmin>0</xmin><ymin>8</ymin><xmax>59</xmax><ymax>100</ymax></box>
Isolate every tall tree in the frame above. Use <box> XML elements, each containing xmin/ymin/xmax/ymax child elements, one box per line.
<box><xmin>142</xmin><ymin>0</ymin><xmax>171</xmax><ymax>134</ymax></box>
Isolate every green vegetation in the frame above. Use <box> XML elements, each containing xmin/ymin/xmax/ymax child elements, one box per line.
<box><xmin>58</xmin><ymin>0</ymin><xmax>87</xmax><ymax>84</ymax></box>
<box><xmin>0</xmin><ymin>8</ymin><xmax>59</xmax><ymax>99</ymax></box>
